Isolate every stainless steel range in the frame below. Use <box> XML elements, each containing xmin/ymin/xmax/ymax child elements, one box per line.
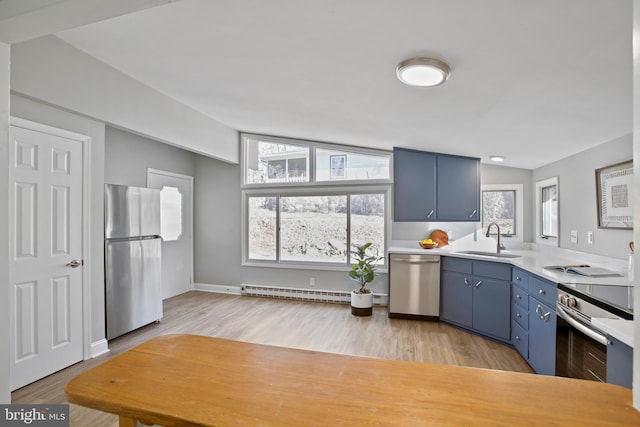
<box><xmin>556</xmin><ymin>282</ymin><xmax>633</xmax><ymax>383</ymax></box>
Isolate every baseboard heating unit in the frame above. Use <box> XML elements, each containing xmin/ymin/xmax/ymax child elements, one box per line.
<box><xmin>241</xmin><ymin>284</ymin><xmax>387</xmax><ymax>305</ymax></box>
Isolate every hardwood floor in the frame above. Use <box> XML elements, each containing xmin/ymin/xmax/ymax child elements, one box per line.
<box><xmin>11</xmin><ymin>291</ymin><xmax>533</xmax><ymax>426</ymax></box>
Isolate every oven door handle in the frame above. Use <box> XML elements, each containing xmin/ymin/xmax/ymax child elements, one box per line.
<box><xmin>556</xmin><ymin>305</ymin><xmax>611</xmax><ymax>346</ymax></box>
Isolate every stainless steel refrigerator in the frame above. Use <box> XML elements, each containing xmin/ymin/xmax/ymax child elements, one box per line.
<box><xmin>105</xmin><ymin>184</ymin><xmax>163</xmax><ymax>340</ymax></box>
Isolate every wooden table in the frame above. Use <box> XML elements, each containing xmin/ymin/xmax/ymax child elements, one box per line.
<box><xmin>65</xmin><ymin>334</ymin><xmax>640</xmax><ymax>426</ymax></box>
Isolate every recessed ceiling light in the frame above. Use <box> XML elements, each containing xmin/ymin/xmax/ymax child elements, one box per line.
<box><xmin>489</xmin><ymin>156</ymin><xmax>505</xmax><ymax>162</ymax></box>
<box><xmin>396</xmin><ymin>57</ymin><xmax>451</xmax><ymax>87</ymax></box>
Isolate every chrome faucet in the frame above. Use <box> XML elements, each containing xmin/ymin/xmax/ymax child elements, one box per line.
<box><xmin>485</xmin><ymin>222</ymin><xmax>505</xmax><ymax>253</ymax></box>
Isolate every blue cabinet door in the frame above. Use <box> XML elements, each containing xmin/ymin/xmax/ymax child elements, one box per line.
<box><xmin>393</xmin><ymin>148</ymin><xmax>436</xmax><ymax>221</ymax></box>
<box><xmin>440</xmin><ymin>270</ymin><xmax>472</xmax><ymax>327</ymax></box>
<box><xmin>528</xmin><ymin>297</ymin><xmax>556</xmax><ymax>376</ymax></box>
<box><xmin>436</xmin><ymin>154</ymin><xmax>480</xmax><ymax>221</ymax></box>
<box><xmin>472</xmin><ymin>277</ymin><xmax>511</xmax><ymax>341</ymax></box>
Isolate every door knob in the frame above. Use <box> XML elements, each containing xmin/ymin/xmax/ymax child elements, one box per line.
<box><xmin>66</xmin><ymin>259</ymin><xmax>82</xmax><ymax>268</ymax></box>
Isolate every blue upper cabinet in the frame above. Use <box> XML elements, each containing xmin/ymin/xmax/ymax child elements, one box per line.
<box><xmin>436</xmin><ymin>154</ymin><xmax>480</xmax><ymax>221</ymax></box>
<box><xmin>393</xmin><ymin>147</ymin><xmax>480</xmax><ymax>222</ymax></box>
<box><xmin>393</xmin><ymin>148</ymin><xmax>437</xmax><ymax>221</ymax></box>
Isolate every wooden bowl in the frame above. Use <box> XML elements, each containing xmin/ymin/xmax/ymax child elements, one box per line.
<box><xmin>419</xmin><ymin>242</ymin><xmax>437</xmax><ymax>249</ymax></box>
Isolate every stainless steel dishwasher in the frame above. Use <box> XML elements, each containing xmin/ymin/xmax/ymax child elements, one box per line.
<box><xmin>389</xmin><ymin>253</ymin><xmax>440</xmax><ymax>319</ymax></box>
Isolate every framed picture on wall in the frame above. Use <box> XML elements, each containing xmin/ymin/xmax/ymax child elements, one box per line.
<box><xmin>596</xmin><ymin>160</ymin><xmax>633</xmax><ymax>229</ymax></box>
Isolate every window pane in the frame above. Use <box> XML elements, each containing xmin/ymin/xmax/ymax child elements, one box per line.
<box><xmin>280</xmin><ymin>196</ymin><xmax>347</xmax><ymax>263</ymax></box>
<box><xmin>159</xmin><ymin>186</ymin><xmax>183</xmax><ymax>241</ymax></box>
<box><xmin>482</xmin><ymin>190</ymin><xmax>515</xmax><ymax>235</ymax></box>
<box><xmin>350</xmin><ymin>194</ymin><xmax>385</xmax><ymax>266</ymax></box>
<box><xmin>248</xmin><ymin>196</ymin><xmax>277</xmax><ymax>260</ymax></box>
<box><xmin>316</xmin><ymin>148</ymin><xmax>390</xmax><ymax>181</ymax></box>
<box><xmin>541</xmin><ymin>185</ymin><xmax>558</xmax><ymax>237</ymax></box>
<box><xmin>246</xmin><ymin>138</ymin><xmax>309</xmax><ymax>184</ymax></box>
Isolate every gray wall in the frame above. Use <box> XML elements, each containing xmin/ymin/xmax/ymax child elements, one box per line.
<box><xmin>105</xmin><ymin>126</ymin><xmax>197</xmax><ymax>186</ymax></box>
<box><xmin>533</xmin><ymin>133</ymin><xmax>633</xmax><ymax>260</ymax></box>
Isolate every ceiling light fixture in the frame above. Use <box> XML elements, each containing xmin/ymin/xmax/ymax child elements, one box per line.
<box><xmin>396</xmin><ymin>57</ymin><xmax>451</xmax><ymax>87</ymax></box>
<box><xmin>489</xmin><ymin>155</ymin><xmax>505</xmax><ymax>162</ymax></box>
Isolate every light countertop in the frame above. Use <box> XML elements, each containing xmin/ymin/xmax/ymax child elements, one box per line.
<box><xmin>389</xmin><ymin>239</ymin><xmax>634</xmax><ymax>346</ymax></box>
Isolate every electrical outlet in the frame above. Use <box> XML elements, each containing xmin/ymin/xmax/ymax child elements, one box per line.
<box><xmin>587</xmin><ymin>231</ymin><xmax>594</xmax><ymax>245</ymax></box>
<box><xmin>309</xmin><ymin>277</ymin><xmax>315</xmax><ymax>287</ymax></box>
<box><xmin>570</xmin><ymin>230</ymin><xmax>578</xmax><ymax>244</ymax></box>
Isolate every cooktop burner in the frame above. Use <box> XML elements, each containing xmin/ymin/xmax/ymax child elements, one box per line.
<box><xmin>558</xmin><ymin>282</ymin><xmax>633</xmax><ymax>320</ymax></box>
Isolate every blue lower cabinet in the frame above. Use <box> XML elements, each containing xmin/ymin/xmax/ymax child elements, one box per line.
<box><xmin>440</xmin><ymin>270</ymin><xmax>473</xmax><ymax>328</ymax></box>
<box><xmin>441</xmin><ymin>259</ymin><xmax>511</xmax><ymax>343</ymax></box>
<box><xmin>607</xmin><ymin>336</ymin><xmax>633</xmax><ymax>388</ymax></box>
<box><xmin>528</xmin><ymin>297</ymin><xmax>556</xmax><ymax>376</ymax></box>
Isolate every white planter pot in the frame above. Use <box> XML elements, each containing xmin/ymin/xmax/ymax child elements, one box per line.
<box><xmin>350</xmin><ymin>290</ymin><xmax>373</xmax><ymax>316</ymax></box>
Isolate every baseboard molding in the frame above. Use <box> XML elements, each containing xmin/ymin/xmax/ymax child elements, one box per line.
<box><xmin>193</xmin><ymin>283</ymin><xmax>243</xmax><ymax>295</ymax></box>
<box><xmin>90</xmin><ymin>339</ymin><xmax>109</xmax><ymax>358</ymax></box>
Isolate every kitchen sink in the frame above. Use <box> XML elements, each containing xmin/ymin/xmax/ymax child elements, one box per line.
<box><xmin>456</xmin><ymin>250</ymin><xmax>522</xmax><ymax>259</ymax></box>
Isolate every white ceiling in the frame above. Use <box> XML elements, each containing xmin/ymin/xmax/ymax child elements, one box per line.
<box><xmin>56</xmin><ymin>0</ymin><xmax>632</xmax><ymax>169</ymax></box>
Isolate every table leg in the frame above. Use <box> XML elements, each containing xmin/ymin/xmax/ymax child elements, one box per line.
<box><xmin>118</xmin><ymin>416</ymin><xmax>138</xmax><ymax>427</ymax></box>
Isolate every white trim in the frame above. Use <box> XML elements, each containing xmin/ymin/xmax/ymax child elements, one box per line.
<box><xmin>9</xmin><ymin>117</ymin><xmax>95</xmax><ymax>361</ymax></box>
<box><xmin>89</xmin><ymin>339</ymin><xmax>110</xmax><ymax>358</ymax></box>
<box><xmin>535</xmin><ymin>176</ymin><xmax>559</xmax><ymax>247</ymax></box>
<box><xmin>193</xmin><ymin>283</ymin><xmax>243</xmax><ymax>295</ymax></box>
<box><xmin>147</xmin><ymin>168</ymin><xmax>195</xmax><ymax>291</ymax></box>
<box><xmin>481</xmin><ymin>184</ymin><xmax>524</xmax><ymax>244</ymax></box>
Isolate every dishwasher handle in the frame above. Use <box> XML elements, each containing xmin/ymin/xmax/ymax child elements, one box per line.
<box><xmin>391</xmin><ymin>258</ymin><xmax>440</xmax><ymax>264</ymax></box>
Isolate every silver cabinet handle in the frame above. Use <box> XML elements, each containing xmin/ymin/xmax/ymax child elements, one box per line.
<box><xmin>515</xmin><ymin>335</ymin><xmax>521</xmax><ymax>341</ymax></box>
<box><xmin>538</xmin><ymin>289</ymin><xmax>546</xmax><ymax>295</ymax></box>
<box><xmin>464</xmin><ymin>278</ymin><xmax>471</xmax><ymax>288</ymax></box>
<box><xmin>535</xmin><ymin>304</ymin><xmax>551</xmax><ymax>323</ymax></box>
<box><xmin>515</xmin><ymin>294</ymin><xmax>522</xmax><ymax>300</ymax></box>
<box><xmin>474</xmin><ymin>280</ymin><xmax>482</xmax><ymax>288</ymax></box>
<box><xmin>426</xmin><ymin>209</ymin><xmax>434</xmax><ymax>219</ymax></box>
<box><xmin>469</xmin><ymin>209</ymin><xmax>477</xmax><ymax>218</ymax></box>
<box><xmin>516</xmin><ymin>313</ymin><xmax>521</xmax><ymax>318</ymax></box>
<box><xmin>515</xmin><ymin>275</ymin><xmax>522</xmax><ymax>281</ymax></box>
<box><xmin>66</xmin><ymin>259</ymin><xmax>82</xmax><ymax>268</ymax></box>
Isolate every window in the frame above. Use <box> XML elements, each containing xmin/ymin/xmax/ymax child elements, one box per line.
<box><xmin>316</xmin><ymin>148</ymin><xmax>390</xmax><ymax>182</ymax></box>
<box><xmin>245</xmin><ymin>137</ymin><xmax>309</xmax><ymax>184</ymax></box>
<box><xmin>482</xmin><ymin>190</ymin><xmax>515</xmax><ymax>235</ymax></box>
<box><xmin>481</xmin><ymin>184</ymin><xmax>523</xmax><ymax>242</ymax></box>
<box><xmin>242</xmin><ymin>133</ymin><xmax>390</xmax><ymax>269</ymax></box>
<box><xmin>242</xmin><ymin>133</ymin><xmax>392</xmax><ymax>186</ymax></box>
<box><xmin>535</xmin><ymin>177</ymin><xmax>559</xmax><ymax>246</ymax></box>
<box><xmin>245</xmin><ymin>192</ymin><xmax>386</xmax><ymax>266</ymax></box>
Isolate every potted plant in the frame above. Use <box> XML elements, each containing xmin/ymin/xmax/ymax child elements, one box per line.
<box><xmin>349</xmin><ymin>242</ymin><xmax>383</xmax><ymax>316</ymax></box>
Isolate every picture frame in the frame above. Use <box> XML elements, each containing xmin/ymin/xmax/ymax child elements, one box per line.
<box><xmin>595</xmin><ymin>160</ymin><xmax>633</xmax><ymax>229</ymax></box>
<box><xmin>330</xmin><ymin>154</ymin><xmax>346</xmax><ymax>179</ymax></box>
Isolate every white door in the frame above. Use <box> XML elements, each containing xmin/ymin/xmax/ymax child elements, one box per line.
<box><xmin>9</xmin><ymin>124</ymin><xmax>84</xmax><ymax>390</ymax></box>
<box><xmin>147</xmin><ymin>169</ymin><xmax>193</xmax><ymax>299</ymax></box>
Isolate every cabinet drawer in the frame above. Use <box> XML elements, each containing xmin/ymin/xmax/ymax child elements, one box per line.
<box><xmin>528</xmin><ymin>276</ymin><xmax>556</xmax><ymax>307</ymax></box>
<box><xmin>512</xmin><ymin>268</ymin><xmax>528</xmax><ymax>288</ymax></box>
<box><xmin>442</xmin><ymin>257</ymin><xmax>473</xmax><ymax>274</ymax></box>
<box><xmin>512</xmin><ymin>302</ymin><xmax>528</xmax><ymax>330</ymax></box>
<box><xmin>512</xmin><ymin>284</ymin><xmax>527</xmax><ymax>310</ymax></box>
<box><xmin>474</xmin><ymin>261</ymin><xmax>511</xmax><ymax>281</ymax></box>
<box><xmin>512</xmin><ymin>320</ymin><xmax>528</xmax><ymax>358</ymax></box>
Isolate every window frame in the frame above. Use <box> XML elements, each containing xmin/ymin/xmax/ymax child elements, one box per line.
<box><xmin>535</xmin><ymin>176</ymin><xmax>559</xmax><ymax>247</ymax></box>
<box><xmin>481</xmin><ymin>184</ymin><xmax>523</xmax><ymax>243</ymax></box>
